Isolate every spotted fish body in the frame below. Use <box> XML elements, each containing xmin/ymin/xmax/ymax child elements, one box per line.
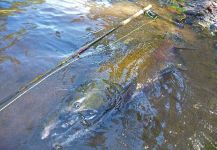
<box><xmin>41</xmin><ymin>78</ymin><xmax>137</xmax><ymax>148</ymax></box>
<box><xmin>40</xmin><ymin>63</ymin><xmax>187</xmax><ymax>149</ymax></box>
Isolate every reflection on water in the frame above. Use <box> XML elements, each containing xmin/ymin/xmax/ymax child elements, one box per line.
<box><xmin>0</xmin><ymin>0</ymin><xmax>115</xmax><ymax>101</ymax></box>
<box><xmin>0</xmin><ymin>0</ymin><xmax>216</xmax><ymax>150</ymax></box>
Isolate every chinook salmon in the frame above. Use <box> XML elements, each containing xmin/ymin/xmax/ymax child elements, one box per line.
<box><xmin>40</xmin><ymin>63</ymin><xmax>187</xmax><ymax>149</ymax></box>
<box><xmin>40</xmin><ymin>78</ymin><xmax>137</xmax><ymax>148</ymax></box>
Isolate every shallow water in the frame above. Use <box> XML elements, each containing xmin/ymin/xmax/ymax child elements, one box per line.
<box><xmin>0</xmin><ymin>0</ymin><xmax>216</xmax><ymax>149</ymax></box>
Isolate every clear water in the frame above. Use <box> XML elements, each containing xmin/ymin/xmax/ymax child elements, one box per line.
<box><xmin>0</xmin><ymin>0</ymin><xmax>216</xmax><ymax>149</ymax></box>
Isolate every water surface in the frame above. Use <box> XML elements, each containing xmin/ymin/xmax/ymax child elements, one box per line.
<box><xmin>0</xmin><ymin>0</ymin><xmax>216</xmax><ymax>149</ymax></box>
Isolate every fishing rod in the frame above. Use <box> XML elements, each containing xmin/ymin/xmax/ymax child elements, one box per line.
<box><xmin>0</xmin><ymin>4</ymin><xmax>152</xmax><ymax>112</ymax></box>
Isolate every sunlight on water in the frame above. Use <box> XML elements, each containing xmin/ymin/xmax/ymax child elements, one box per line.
<box><xmin>0</xmin><ymin>0</ymin><xmax>216</xmax><ymax>150</ymax></box>
<box><xmin>46</xmin><ymin>0</ymin><xmax>90</xmax><ymax>14</ymax></box>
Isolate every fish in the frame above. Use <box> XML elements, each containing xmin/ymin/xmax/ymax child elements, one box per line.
<box><xmin>41</xmin><ymin>78</ymin><xmax>137</xmax><ymax>148</ymax></box>
<box><xmin>40</xmin><ymin>62</ymin><xmax>188</xmax><ymax>149</ymax></box>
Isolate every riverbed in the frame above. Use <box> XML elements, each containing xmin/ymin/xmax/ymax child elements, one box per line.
<box><xmin>0</xmin><ymin>0</ymin><xmax>216</xmax><ymax>149</ymax></box>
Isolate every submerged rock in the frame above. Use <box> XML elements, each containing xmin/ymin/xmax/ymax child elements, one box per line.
<box><xmin>158</xmin><ymin>0</ymin><xmax>217</xmax><ymax>35</ymax></box>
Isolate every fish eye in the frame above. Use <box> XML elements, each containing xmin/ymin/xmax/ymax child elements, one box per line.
<box><xmin>73</xmin><ymin>102</ymin><xmax>81</xmax><ymax>109</ymax></box>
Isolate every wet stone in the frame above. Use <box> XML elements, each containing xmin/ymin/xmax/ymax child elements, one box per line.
<box><xmin>55</xmin><ymin>31</ymin><xmax>61</xmax><ymax>38</ymax></box>
<box><xmin>53</xmin><ymin>144</ymin><xmax>63</xmax><ymax>150</ymax></box>
<box><xmin>184</xmin><ymin>17</ymin><xmax>195</xmax><ymax>25</ymax></box>
<box><xmin>184</xmin><ymin>10</ymin><xmax>204</xmax><ymax>17</ymax></box>
<box><xmin>210</xmin><ymin>23</ymin><xmax>217</xmax><ymax>32</ymax></box>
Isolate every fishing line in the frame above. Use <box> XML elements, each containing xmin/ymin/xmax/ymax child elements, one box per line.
<box><xmin>81</xmin><ymin>19</ymin><xmax>156</xmax><ymax>58</ymax></box>
<box><xmin>0</xmin><ymin>5</ymin><xmax>153</xmax><ymax>112</ymax></box>
<box><xmin>106</xmin><ymin>20</ymin><xmax>156</xmax><ymax>47</ymax></box>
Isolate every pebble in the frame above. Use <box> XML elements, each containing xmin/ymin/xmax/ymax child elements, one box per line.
<box><xmin>210</xmin><ymin>23</ymin><xmax>217</xmax><ymax>36</ymax></box>
<box><xmin>210</xmin><ymin>23</ymin><xmax>217</xmax><ymax>31</ymax></box>
<box><xmin>55</xmin><ymin>31</ymin><xmax>61</xmax><ymax>38</ymax></box>
<box><xmin>184</xmin><ymin>10</ymin><xmax>204</xmax><ymax>17</ymax></box>
<box><xmin>54</xmin><ymin>144</ymin><xmax>63</xmax><ymax>150</ymax></box>
<box><xmin>207</xmin><ymin>6</ymin><xmax>213</xmax><ymax>13</ymax></box>
<box><xmin>185</xmin><ymin>17</ymin><xmax>194</xmax><ymax>25</ymax></box>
